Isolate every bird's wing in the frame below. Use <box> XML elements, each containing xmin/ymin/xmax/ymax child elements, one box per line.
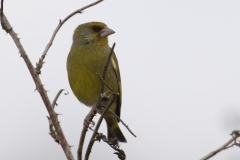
<box><xmin>111</xmin><ymin>51</ymin><xmax>122</xmax><ymax>121</ymax></box>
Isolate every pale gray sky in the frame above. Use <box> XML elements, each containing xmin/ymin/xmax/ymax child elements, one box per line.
<box><xmin>1</xmin><ymin>0</ymin><xmax>240</xmax><ymax>159</ymax></box>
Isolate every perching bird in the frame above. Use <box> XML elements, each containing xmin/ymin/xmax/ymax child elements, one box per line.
<box><xmin>67</xmin><ymin>22</ymin><xmax>126</xmax><ymax>142</ymax></box>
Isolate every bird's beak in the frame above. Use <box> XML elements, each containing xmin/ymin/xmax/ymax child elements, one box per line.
<box><xmin>99</xmin><ymin>26</ymin><xmax>115</xmax><ymax>37</ymax></box>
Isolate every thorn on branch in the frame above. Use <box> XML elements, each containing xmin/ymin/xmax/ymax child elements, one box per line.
<box><xmin>5</xmin><ymin>27</ymin><xmax>12</xmax><ymax>33</ymax></box>
<box><xmin>47</xmin><ymin>116</ymin><xmax>60</xmax><ymax>144</ymax></box>
<box><xmin>69</xmin><ymin>145</ymin><xmax>74</xmax><ymax>148</ymax></box>
<box><xmin>34</xmin><ymin>86</ymin><xmax>39</xmax><ymax>92</ymax></box>
<box><xmin>35</xmin><ymin>58</ymin><xmax>45</xmax><ymax>74</ymax></box>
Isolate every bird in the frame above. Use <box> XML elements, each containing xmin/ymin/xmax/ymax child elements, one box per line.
<box><xmin>66</xmin><ymin>22</ymin><xmax>127</xmax><ymax>142</ymax></box>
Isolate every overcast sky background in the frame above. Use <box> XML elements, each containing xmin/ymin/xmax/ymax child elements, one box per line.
<box><xmin>1</xmin><ymin>0</ymin><xmax>240</xmax><ymax>159</ymax></box>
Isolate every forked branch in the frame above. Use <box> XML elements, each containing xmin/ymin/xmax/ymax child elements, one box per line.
<box><xmin>85</xmin><ymin>94</ymin><xmax>119</xmax><ymax>160</ymax></box>
<box><xmin>36</xmin><ymin>0</ymin><xmax>104</xmax><ymax>73</ymax></box>
<box><xmin>0</xmin><ymin>0</ymin><xmax>104</xmax><ymax>160</ymax></box>
<box><xmin>200</xmin><ymin>130</ymin><xmax>240</xmax><ymax>160</ymax></box>
<box><xmin>0</xmin><ymin>4</ymin><xmax>74</xmax><ymax>160</ymax></box>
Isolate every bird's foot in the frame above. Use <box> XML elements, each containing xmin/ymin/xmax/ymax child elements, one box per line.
<box><xmin>84</xmin><ymin>118</ymin><xmax>95</xmax><ymax>131</ymax></box>
<box><xmin>91</xmin><ymin>104</ymin><xmax>99</xmax><ymax>114</ymax></box>
<box><xmin>91</xmin><ymin>103</ymin><xmax>105</xmax><ymax>115</ymax></box>
<box><xmin>108</xmin><ymin>138</ymin><xmax>118</xmax><ymax>146</ymax></box>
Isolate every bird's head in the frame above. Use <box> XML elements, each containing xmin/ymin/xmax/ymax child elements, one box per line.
<box><xmin>73</xmin><ymin>22</ymin><xmax>115</xmax><ymax>45</ymax></box>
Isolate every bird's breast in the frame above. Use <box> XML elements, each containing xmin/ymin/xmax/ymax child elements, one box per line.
<box><xmin>67</xmin><ymin>44</ymin><xmax>112</xmax><ymax>106</ymax></box>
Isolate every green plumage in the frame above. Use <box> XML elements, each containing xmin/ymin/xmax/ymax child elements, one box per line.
<box><xmin>67</xmin><ymin>22</ymin><xmax>126</xmax><ymax>142</ymax></box>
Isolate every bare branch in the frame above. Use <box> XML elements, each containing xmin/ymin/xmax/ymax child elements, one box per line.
<box><xmin>52</xmin><ymin>89</ymin><xmax>69</xmax><ymax>109</ymax></box>
<box><xmin>96</xmin><ymin>73</ymin><xmax>113</xmax><ymax>91</ymax></box>
<box><xmin>101</xmin><ymin>42</ymin><xmax>115</xmax><ymax>92</ymax></box>
<box><xmin>200</xmin><ymin>131</ymin><xmax>240</xmax><ymax>160</ymax></box>
<box><xmin>85</xmin><ymin>94</ymin><xmax>118</xmax><ymax>160</ymax></box>
<box><xmin>1</xmin><ymin>0</ymin><xmax>105</xmax><ymax>159</ymax></box>
<box><xmin>0</xmin><ymin>10</ymin><xmax>74</xmax><ymax>160</ymax></box>
<box><xmin>36</xmin><ymin>0</ymin><xmax>104</xmax><ymax>73</ymax></box>
<box><xmin>77</xmin><ymin>110</ymin><xmax>93</xmax><ymax>160</ymax></box>
<box><xmin>1</xmin><ymin>0</ymin><xmax>7</xmax><ymax>31</ymax></box>
<box><xmin>0</xmin><ymin>1</ymin><xmax>3</xmax><ymax>29</ymax></box>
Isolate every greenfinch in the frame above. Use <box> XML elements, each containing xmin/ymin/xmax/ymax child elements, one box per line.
<box><xmin>67</xmin><ymin>22</ymin><xmax>126</xmax><ymax>142</ymax></box>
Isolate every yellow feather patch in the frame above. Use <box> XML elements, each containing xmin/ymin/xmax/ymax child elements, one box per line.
<box><xmin>111</xmin><ymin>57</ymin><xmax>117</xmax><ymax>71</ymax></box>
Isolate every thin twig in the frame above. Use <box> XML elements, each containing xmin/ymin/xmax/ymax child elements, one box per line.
<box><xmin>85</xmin><ymin>95</ymin><xmax>118</xmax><ymax>160</ymax></box>
<box><xmin>224</xmin><ymin>143</ymin><xmax>235</xmax><ymax>150</ymax></box>
<box><xmin>1</xmin><ymin>0</ymin><xmax>6</xmax><ymax>30</ymax></box>
<box><xmin>96</xmin><ymin>73</ymin><xmax>113</xmax><ymax>91</ymax></box>
<box><xmin>0</xmin><ymin>1</ymin><xmax>3</xmax><ymax>28</ymax></box>
<box><xmin>0</xmin><ymin>1</ymin><xmax>2</xmax><ymax>17</ymax></box>
<box><xmin>108</xmin><ymin>109</ymin><xmax>136</xmax><ymax>137</ymax></box>
<box><xmin>49</xmin><ymin>89</ymin><xmax>69</xmax><ymax>143</ymax></box>
<box><xmin>77</xmin><ymin>110</ymin><xmax>93</xmax><ymax>160</ymax></box>
<box><xmin>52</xmin><ymin>89</ymin><xmax>69</xmax><ymax>109</ymax></box>
<box><xmin>200</xmin><ymin>131</ymin><xmax>240</xmax><ymax>160</ymax></box>
<box><xmin>101</xmin><ymin>43</ymin><xmax>115</xmax><ymax>92</ymax></box>
<box><xmin>77</xmin><ymin>95</ymin><xmax>107</xmax><ymax>160</ymax></box>
<box><xmin>0</xmin><ymin>9</ymin><xmax>74</xmax><ymax>160</ymax></box>
<box><xmin>36</xmin><ymin>0</ymin><xmax>104</xmax><ymax>73</ymax></box>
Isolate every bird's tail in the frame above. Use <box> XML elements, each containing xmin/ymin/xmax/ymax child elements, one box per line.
<box><xmin>105</xmin><ymin>116</ymin><xmax>127</xmax><ymax>143</ymax></box>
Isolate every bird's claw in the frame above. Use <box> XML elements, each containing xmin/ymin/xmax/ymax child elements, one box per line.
<box><xmin>92</xmin><ymin>103</ymin><xmax>104</xmax><ymax>114</ymax></box>
<box><xmin>84</xmin><ymin>118</ymin><xmax>95</xmax><ymax>131</ymax></box>
<box><xmin>92</xmin><ymin>105</ymin><xmax>99</xmax><ymax>114</ymax></box>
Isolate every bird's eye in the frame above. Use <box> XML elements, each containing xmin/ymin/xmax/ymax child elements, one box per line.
<box><xmin>91</xmin><ymin>26</ymin><xmax>101</xmax><ymax>32</ymax></box>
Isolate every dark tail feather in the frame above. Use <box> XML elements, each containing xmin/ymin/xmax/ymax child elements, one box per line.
<box><xmin>106</xmin><ymin>118</ymin><xmax>127</xmax><ymax>143</ymax></box>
